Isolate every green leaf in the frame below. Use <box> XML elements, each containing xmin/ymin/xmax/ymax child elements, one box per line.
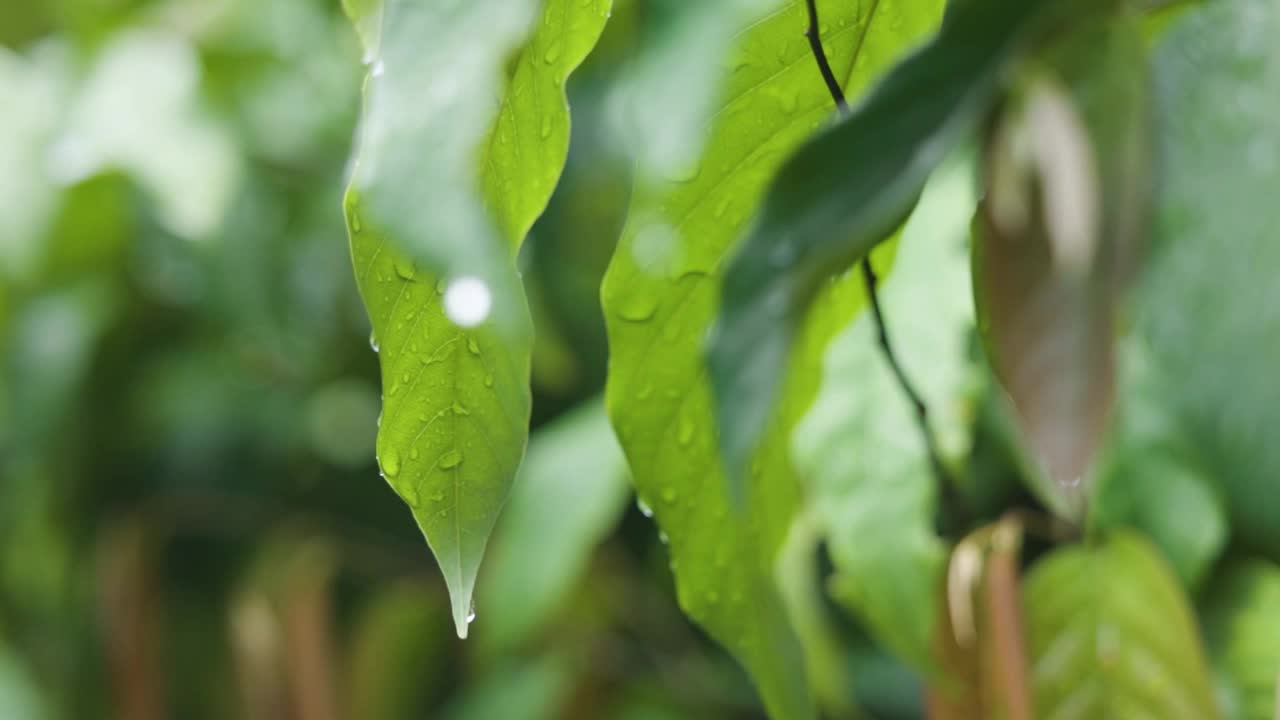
<box><xmin>476</xmin><ymin>398</ymin><xmax>630</xmax><ymax>654</ymax></box>
<box><xmin>1023</xmin><ymin>532</ymin><xmax>1220</xmax><ymax>719</ymax></box>
<box><xmin>340</xmin><ymin>0</ymin><xmax>382</xmax><ymax>57</ymax></box>
<box><xmin>1202</xmin><ymin>562</ymin><xmax>1280</xmax><ymax>720</ymax></box>
<box><xmin>709</xmin><ymin>0</ymin><xmax>1093</xmax><ymax>488</ymax></box>
<box><xmin>602</xmin><ymin>2</ymin><xmax>943</xmax><ymax>716</ymax></box>
<box><xmin>1089</xmin><ymin>339</ymin><xmax>1228</xmax><ymax>588</ymax></box>
<box><xmin>607</xmin><ymin>0</ymin><xmax>776</xmax><ymax>175</ymax></box>
<box><xmin>973</xmin><ymin>10</ymin><xmax>1152</xmax><ymax>513</ymax></box>
<box><xmin>345</xmin><ymin>0</ymin><xmax>611</xmax><ymax>636</ymax></box>
<box><xmin>793</xmin><ymin>157</ymin><xmax>977</xmax><ymax>671</ymax></box>
<box><xmin>1141</xmin><ymin>0</ymin><xmax>1280</xmax><ymax>556</ymax></box>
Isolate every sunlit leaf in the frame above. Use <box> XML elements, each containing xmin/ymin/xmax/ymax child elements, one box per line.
<box><xmin>710</xmin><ymin>0</ymin><xmax>1098</xmax><ymax>488</ymax></box>
<box><xmin>974</xmin><ymin>10</ymin><xmax>1152</xmax><ymax>514</ymax></box>
<box><xmin>1202</xmin><ymin>561</ymin><xmax>1280</xmax><ymax>720</ymax></box>
<box><xmin>477</xmin><ymin>398</ymin><xmax>629</xmax><ymax>654</ymax></box>
<box><xmin>602</xmin><ymin>2</ymin><xmax>943</xmax><ymax>715</ymax></box>
<box><xmin>794</xmin><ymin>158</ymin><xmax>976</xmax><ymax>671</ymax></box>
<box><xmin>345</xmin><ymin>0</ymin><xmax>611</xmax><ymax>635</ymax></box>
<box><xmin>1023</xmin><ymin>532</ymin><xmax>1220</xmax><ymax>719</ymax></box>
<box><xmin>1141</xmin><ymin>0</ymin><xmax>1280</xmax><ymax>555</ymax></box>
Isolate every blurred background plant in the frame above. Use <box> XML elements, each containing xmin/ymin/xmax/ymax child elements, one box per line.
<box><xmin>0</xmin><ymin>1</ymin><xmax>801</xmax><ymax>718</ymax></box>
<box><xmin>4</xmin><ymin>0</ymin><xmax>1280</xmax><ymax>719</ymax></box>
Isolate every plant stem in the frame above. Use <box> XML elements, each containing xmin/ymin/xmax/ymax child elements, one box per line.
<box><xmin>803</xmin><ymin>0</ymin><xmax>959</xmax><ymax>497</ymax></box>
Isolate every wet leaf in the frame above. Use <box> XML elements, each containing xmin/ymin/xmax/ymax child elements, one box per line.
<box><xmin>1023</xmin><ymin>532</ymin><xmax>1220</xmax><ymax>719</ymax></box>
<box><xmin>710</xmin><ymin>0</ymin><xmax>1100</xmax><ymax>489</ymax></box>
<box><xmin>345</xmin><ymin>0</ymin><xmax>611</xmax><ymax>635</ymax></box>
<box><xmin>601</xmin><ymin>2</ymin><xmax>943</xmax><ymax>715</ymax></box>
<box><xmin>794</xmin><ymin>159</ymin><xmax>977</xmax><ymax>671</ymax></box>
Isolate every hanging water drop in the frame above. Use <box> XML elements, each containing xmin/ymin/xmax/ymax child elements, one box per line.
<box><xmin>636</xmin><ymin>497</ymin><xmax>654</xmax><ymax>518</ymax></box>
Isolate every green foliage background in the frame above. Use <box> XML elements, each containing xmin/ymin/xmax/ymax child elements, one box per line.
<box><xmin>2</xmin><ymin>0</ymin><xmax>1279</xmax><ymax>719</ymax></box>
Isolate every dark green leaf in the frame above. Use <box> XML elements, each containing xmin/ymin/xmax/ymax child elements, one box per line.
<box><xmin>974</xmin><ymin>10</ymin><xmax>1152</xmax><ymax>514</ymax></box>
<box><xmin>345</xmin><ymin>0</ymin><xmax>611</xmax><ymax>635</ymax></box>
<box><xmin>1023</xmin><ymin>532</ymin><xmax>1220</xmax><ymax>719</ymax></box>
<box><xmin>793</xmin><ymin>159</ymin><xmax>976</xmax><ymax>671</ymax></box>
<box><xmin>1142</xmin><ymin>0</ymin><xmax>1280</xmax><ymax>555</ymax></box>
<box><xmin>710</xmin><ymin>0</ymin><xmax>1099</xmax><ymax>488</ymax></box>
<box><xmin>1202</xmin><ymin>561</ymin><xmax>1280</xmax><ymax>720</ymax></box>
<box><xmin>602</xmin><ymin>2</ymin><xmax>943</xmax><ymax>715</ymax></box>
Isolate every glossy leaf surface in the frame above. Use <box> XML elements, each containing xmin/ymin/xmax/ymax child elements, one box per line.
<box><xmin>794</xmin><ymin>159</ymin><xmax>976</xmax><ymax>671</ymax></box>
<box><xmin>345</xmin><ymin>0</ymin><xmax>611</xmax><ymax>635</ymax></box>
<box><xmin>710</xmin><ymin>0</ymin><xmax>1095</xmax><ymax>487</ymax></box>
<box><xmin>1023</xmin><ymin>532</ymin><xmax>1220</xmax><ymax>719</ymax></box>
<box><xmin>602</xmin><ymin>1</ymin><xmax>942</xmax><ymax>715</ymax></box>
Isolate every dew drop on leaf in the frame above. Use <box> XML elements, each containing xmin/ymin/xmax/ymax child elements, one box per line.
<box><xmin>616</xmin><ymin>294</ymin><xmax>658</xmax><ymax>322</ymax></box>
<box><xmin>394</xmin><ymin>259</ymin><xmax>416</xmax><ymax>280</ymax></box>
<box><xmin>440</xmin><ymin>449</ymin><xmax>464</xmax><ymax>469</ymax></box>
<box><xmin>380</xmin><ymin>448</ymin><xmax>401</xmax><ymax>478</ymax></box>
<box><xmin>543</xmin><ymin>42</ymin><xmax>562</xmax><ymax>64</ymax></box>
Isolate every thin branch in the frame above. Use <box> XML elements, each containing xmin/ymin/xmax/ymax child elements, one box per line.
<box><xmin>803</xmin><ymin>0</ymin><xmax>959</xmax><ymax>495</ymax></box>
<box><xmin>803</xmin><ymin>0</ymin><xmax>848</xmax><ymax>112</ymax></box>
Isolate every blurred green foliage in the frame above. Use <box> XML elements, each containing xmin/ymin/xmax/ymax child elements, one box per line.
<box><xmin>0</xmin><ymin>1</ymin><xmax>785</xmax><ymax>718</ymax></box>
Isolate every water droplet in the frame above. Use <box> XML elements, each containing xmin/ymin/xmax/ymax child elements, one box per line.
<box><xmin>409</xmin><ymin>448</ymin><xmax>420</xmax><ymax>461</ymax></box>
<box><xmin>440</xmin><ymin>449</ymin><xmax>463</xmax><ymax>469</ymax></box>
<box><xmin>349</xmin><ymin>210</ymin><xmax>363</xmax><ymax>233</ymax></box>
<box><xmin>483</xmin><ymin>373</ymin><xmax>494</xmax><ymax>388</ymax></box>
<box><xmin>540</xmin><ymin>116</ymin><xmax>552</xmax><ymax>139</ymax></box>
<box><xmin>636</xmin><ymin>497</ymin><xmax>654</xmax><ymax>518</ymax></box>
<box><xmin>617</xmin><ymin>294</ymin><xmax>658</xmax><ymax>322</ymax></box>
<box><xmin>543</xmin><ymin>42</ymin><xmax>562</xmax><ymax>64</ymax></box>
<box><xmin>371</xmin><ymin>60</ymin><xmax>385</xmax><ymax>77</ymax></box>
<box><xmin>658</xmin><ymin>530</ymin><xmax>669</xmax><ymax>544</ymax></box>
<box><xmin>467</xmin><ymin>337</ymin><xmax>480</xmax><ymax>355</ymax></box>
<box><xmin>369</xmin><ymin>332</ymin><xmax>380</xmax><ymax>353</ymax></box>
<box><xmin>661</xmin><ymin>487</ymin><xmax>677</xmax><ymax>504</ymax></box>
<box><xmin>466</xmin><ymin>606</ymin><xmax>477</xmax><ymax>624</ymax></box>
<box><xmin>778</xmin><ymin>92</ymin><xmax>798</xmax><ymax>114</ymax></box>
<box><xmin>380</xmin><ymin>448</ymin><xmax>401</xmax><ymax>478</ymax></box>
<box><xmin>443</xmin><ymin>276</ymin><xmax>492</xmax><ymax>328</ymax></box>
<box><xmin>451</xmin><ymin>401</ymin><xmax>470</xmax><ymax>416</ymax></box>
<box><xmin>388</xmin><ymin>381</ymin><xmax>400</xmax><ymax>397</ymax></box>
<box><xmin>394</xmin><ymin>259</ymin><xmax>416</xmax><ymax>280</ymax></box>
